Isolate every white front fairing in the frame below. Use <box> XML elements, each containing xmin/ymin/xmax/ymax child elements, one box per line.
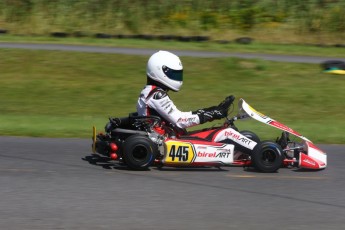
<box><xmin>213</xmin><ymin>128</ymin><xmax>258</xmax><ymax>150</ymax></box>
<box><xmin>300</xmin><ymin>141</ymin><xmax>327</xmax><ymax>169</ymax></box>
<box><xmin>238</xmin><ymin>99</ymin><xmax>311</xmax><ymax>142</ymax></box>
<box><xmin>238</xmin><ymin>99</ymin><xmax>327</xmax><ymax>169</ymax></box>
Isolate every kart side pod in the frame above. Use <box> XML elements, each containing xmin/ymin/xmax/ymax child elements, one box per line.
<box><xmin>162</xmin><ymin>139</ymin><xmax>235</xmax><ymax>166</ymax></box>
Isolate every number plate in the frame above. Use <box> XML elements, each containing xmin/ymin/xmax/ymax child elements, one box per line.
<box><xmin>164</xmin><ymin>140</ymin><xmax>195</xmax><ymax>164</ymax></box>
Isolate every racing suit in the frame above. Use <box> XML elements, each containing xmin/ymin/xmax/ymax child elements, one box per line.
<box><xmin>137</xmin><ymin>85</ymin><xmax>200</xmax><ymax>129</ymax></box>
<box><xmin>137</xmin><ymin>85</ymin><xmax>234</xmax><ymax>130</ymax></box>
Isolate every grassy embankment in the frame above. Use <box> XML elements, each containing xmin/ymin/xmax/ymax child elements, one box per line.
<box><xmin>0</xmin><ymin>46</ymin><xmax>344</xmax><ymax>143</ymax></box>
<box><xmin>1</xmin><ymin>0</ymin><xmax>345</xmax><ymax>44</ymax></box>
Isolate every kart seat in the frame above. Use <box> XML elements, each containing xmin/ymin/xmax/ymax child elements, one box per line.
<box><xmin>184</xmin><ymin>127</ymin><xmax>224</xmax><ymax>142</ymax></box>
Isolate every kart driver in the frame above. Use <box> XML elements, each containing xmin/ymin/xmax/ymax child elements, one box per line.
<box><xmin>137</xmin><ymin>50</ymin><xmax>235</xmax><ymax>132</ymax></box>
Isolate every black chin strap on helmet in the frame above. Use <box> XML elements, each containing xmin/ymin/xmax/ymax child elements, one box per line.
<box><xmin>146</xmin><ymin>76</ymin><xmax>170</xmax><ymax>91</ymax></box>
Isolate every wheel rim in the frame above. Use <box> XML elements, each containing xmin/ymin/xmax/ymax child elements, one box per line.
<box><xmin>261</xmin><ymin>149</ymin><xmax>277</xmax><ymax>166</ymax></box>
<box><xmin>132</xmin><ymin>145</ymin><xmax>149</xmax><ymax>162</ymax></box>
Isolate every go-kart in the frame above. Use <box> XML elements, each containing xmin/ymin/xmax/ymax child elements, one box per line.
<box><xmin>91</xmin><ymin>99</ymin><xmax>327</xmax><ymax>172</ymax></box>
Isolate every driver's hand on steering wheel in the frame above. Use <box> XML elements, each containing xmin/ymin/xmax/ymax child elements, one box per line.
<box><xmin>218</xmin><ymin>95</ymin><xmax>235</xmax><ymax>111</ymax></box>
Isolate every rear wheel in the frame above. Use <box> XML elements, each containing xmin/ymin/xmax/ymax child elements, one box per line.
<box><xmin>251</xmin><ymin>141</ymin><xmax>284</xmax><ymax>173</ymax></box>
<box><xmin>122</xmin><ymin>135</ymin><xmax>158</xmax><ymax>170</ymax></box>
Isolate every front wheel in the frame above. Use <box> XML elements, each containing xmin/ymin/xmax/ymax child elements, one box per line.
<box><xmin>251</xmin><ymin>141</ymin><xmax>284</xmax><ymax>173</ymax></box>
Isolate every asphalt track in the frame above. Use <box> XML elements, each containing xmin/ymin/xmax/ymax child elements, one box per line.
<box><xmin>1</xmin><ymin>43</ymin><xmax>345</xmax><ymax>229</ymax></box>
<box><xmin>0</xmin><ymin>136</ymin><xmax>344</xmax><ymax>230</ymax></box>
<box><xmin>1</xmin><ymin>42</ymin><xmax>345</xmax><ymax>63</ymax></box>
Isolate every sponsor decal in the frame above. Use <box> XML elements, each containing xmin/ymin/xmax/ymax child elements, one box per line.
<box><xmin>160</xmin><ymin>99</ymin><xmax>171</xmax><ymax>107</ymax></box>
<box><xmin>224</xmin><ymin>130</ymin><xmax>252</xmax><ymax>145</ymax></box>
<box><xmin>168</xmin><ymin>108</ymin><xmax>174</xmax><ymax>114</ymax></box>
<box><xmin>164</xmin><ymin>104</ymin><xmax>171</xmax><ymax>110</ymax></box>
<box><xmin>248</xmin><ymin>105</ymin><xmax>267</xmax><ymax>119</ymax></box>
<box><xmin>197</xmin><ymin>146</ymin><xmax>207</xmax><ymax>150</ymax></box>
<box><xmin>177</xmin><ymin>117</ymin><xmax>196</xmax><ymax>123</ymax></box>
<box><xmin>303</xmin><ymin>158</ymin><xmax>316</xmax><ymax>166</ymax></box>
<box><xmin>268</xmin><ymin>120</ymin><xmax>301</xmax><ymax>136</ymax></box>
<box><xmin>300</xmin><ymin>153</ymin><xmax>321</xmax><ymax>169</ymax></box>
<box><xmin>197</xmin><ymin>151</ymin><xmax>231</xmax><ymax>158</ymax></box>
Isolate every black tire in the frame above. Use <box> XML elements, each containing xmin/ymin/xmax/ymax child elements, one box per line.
<box><xmin>122</xmin><ymin>135</ymin><xmax>158</xmax><ymax>170</ymax></box>
<box><xmin>51</xmin><ymin>32</ymin><xmax>68</xmax><ymax>38</ymax></box>
<box><xmin>240</xmin><ymin>130</ymin><xmax>260</xmax><ymax>143</ymax></box>
<box><xmin>251</xmin><ymin>141</ymin><xmax>284</xmax><ymax>173</ymax></box>
<box><xmin>235</xmin><ymin>37</ymin><xmax>253</xmax><ymax>44</ymax></box>
<box><xmin>321</xmin><ymin>60</ymin><xmax>345</xmax><ymax>70</ymax></box>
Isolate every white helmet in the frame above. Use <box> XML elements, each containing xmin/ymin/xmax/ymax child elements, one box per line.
<box><xmin>146</xmin><ymin>50</ymin><xmax>183</xmax><ymax>91</ymax></box>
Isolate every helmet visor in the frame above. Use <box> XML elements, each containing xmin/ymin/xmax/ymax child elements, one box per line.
<box><xmin>162</xmin><ymin>65</ymin><xmax>183</xmax><ymax>81</ymax></box>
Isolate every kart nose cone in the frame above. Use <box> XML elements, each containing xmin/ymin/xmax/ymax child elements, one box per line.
<box><xmin>299</xmin><ymin>142</ymin><xmax>327</xmax><ymax>169</ymax></box>
<box><xmin>299</xmin><ymin>153</ymin><xmax>325</xmax><ymax>169</ymax></box>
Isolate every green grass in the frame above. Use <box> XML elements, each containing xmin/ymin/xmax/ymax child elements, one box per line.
<box><xmin>0</xmin><ymin>48</ymin><xmax>344</xmax><ymax>143</ymax></box>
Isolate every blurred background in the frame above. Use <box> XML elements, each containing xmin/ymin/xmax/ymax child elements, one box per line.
<box><xmin>0</xmin><ymin>0</ymin><xmax>345</xmax><ymax>44</ymax></box>
<box><xmin>0</xmin><ymin>0</ymin><xmax>344</xmax><ymax>143</ymax></box>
